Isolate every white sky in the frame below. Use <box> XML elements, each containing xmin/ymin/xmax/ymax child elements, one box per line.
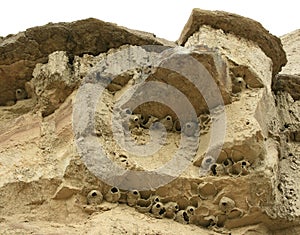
<box><xmin>1</xmin><ymin>0</ymin><xmax>299</xmax><ymax>41</ymax></box>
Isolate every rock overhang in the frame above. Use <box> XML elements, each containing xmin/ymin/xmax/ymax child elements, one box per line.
<box><xmin>177</xmin><ymin>8</ymin><xmax>287</xmax><ymax>77</ymax></box>
<box><xmin>0</xmin><ymin>18</ymin><xmax>175</xmax><ymax>106</ymax></box>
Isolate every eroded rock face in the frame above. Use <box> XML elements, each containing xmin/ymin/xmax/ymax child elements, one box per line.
<box><xmin>280</xmin><ymin>29</ymin><xmax>300</xmax><ymax>75</ymax></box>
<box><xmin>185</xmin><ymin>25</ymin><xmax>273</xmax><ymax>90</ymax></box>
<box><xmin>274</xmin><ymin>92</ymin><xmax>300</xmax><ymax>220</ymax></box>
<box><xmin>123</xmin><ymin>45</ymin><xmax>232</xmax><ymax>118</ymax></box>
<box><xmin>178</xmin><ymin>8</ymin><xmax>287</xmax><ymax>76</ymax></box>
<box><xmin>273</xmin><ymin>74</ymin><xmax>300</xmax><ymax>101</ymax></box>
<box><xmin>0</xmin><ymin>18</ymin><xmax>174</xmax><ymax>106</ymax></box>
<box><xmin>272</xmin><ymin>30</ymin><xmax>300</xmax><ymax>101</ymax></box>
<box><xmin>272</xmin><ymin>31</ymin><xmax>300</xmax><ymax>223</ymax></box>
<box><xmin>29</xmin><ymin>51</ymin><xmax>77</xmax><ymax>116</ymax></box>
<box><xmin>0</xmin><ymin>8</ymin><xmax>299</xmax><ymax>235</ymax></box>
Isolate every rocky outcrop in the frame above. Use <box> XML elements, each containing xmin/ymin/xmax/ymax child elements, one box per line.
<box><xmin>269</xmin><ymin>30</ymin><xmax>300</xmax><ymax>224</ymax></box>
<box><xmin>273</xmin><ymin>74</ymin><xmax>300</xmax><ymax>101</ymax></box>
<box><xmin>0</xmin><ymin>8</ymin><xmax>299</xmax><ymax>235</ymax></box>
<box><xmin>280</xmin><ymin>29</ymin><xmax>300</xmax><ymax>75</ymax></box>
<box><xmin>0</xmin><ymin>18</ymin><xmax>174</xmax><ymax>106</ymax></box>
<box><xmin>272</xmin><ymin>30</ymin><xmax>300</xmax><ymax>102</ymax></box>
<box><xmin>30</xmin><ymin>51</ymin><xmax>79</xmax><ymax>116</ymax></box>
<box><xmin>178</xmin><ymin>8</ymin><xmax>287</xmax><ymax>76</ymax></box>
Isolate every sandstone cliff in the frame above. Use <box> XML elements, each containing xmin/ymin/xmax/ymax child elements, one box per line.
<box><xmin>0</xmin><ymin>9</ymin><xmax>299</xmax><ymax>235</ymax></box>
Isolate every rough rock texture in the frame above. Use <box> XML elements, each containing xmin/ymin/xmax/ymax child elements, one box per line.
<box><xmin>30</xmin><ymin>51</ymin><xmax>79</xmax><ymax>116</ymax></box>
<box><xmin>178</xmin><ymin>8</ymin><xmax>287</xmax><ymax>76</ymax></box>
<box><xmin>0</xmin><ymin>9</ymin><xmax>300</xmax><ymax>235</ymax></box>
<box><xmin>272</xmin><ymin>30</ymin><xmax>300</xmax><ymax>101</ymax></box>
<box><xmin>273</xmin><ymin>74</ymin><xmax>300</xmax><ymax>101</ymax></box>
<box><xmin>0</xmin><ymin>18</ymin><xmax>174</xmax><ymax>106</ymax></box>
<box><xmin>280</xmin><ymin>29</ymin><xmax>300</xmax><ymax>75</ymax></box>
<box><xmin>185</xmin><ymin>25</ymin><xmax>273</xmax><ymax>90</ymax></box>
<box><xmin>269</xmin><ymin>30</ymin><xmax>300</xmax><ymax>225</ymax></box>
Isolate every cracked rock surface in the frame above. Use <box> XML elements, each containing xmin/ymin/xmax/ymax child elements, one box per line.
<box><xmin>0</xmin><ymin>8</ymin><xmax>299</xmax><ymax>235</ymax></box>
<box><xmin>0</xmin><ymin>18</ymin><xmax>174</xmax><ymax>106</ymax></box>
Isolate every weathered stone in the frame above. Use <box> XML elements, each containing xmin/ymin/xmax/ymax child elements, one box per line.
<box><xmin>272</xmin><ymin>92</ymin><xmax>300</xmax><ymax>220</ymax></box>
<box><xmin>53</xmin><ymin>183</ymin><xmax>82</xmax><ymax>199</ymax></box>
<box><xmin>0</xmin><ymin>18</ymin><xmax>174</xmax><ymax>106</ymax></box>
<box><xmin>184</xmin><ymin>26</ymin><xmax>273</xmax><ymax>91</ymax></box>
<box><xmin>128</xmin><ymin>46</ymin><xmax>231</xmax><ymax>118</ymax></box>
<box><xmin>178</xmin><ymin>8</ymin><xmax>287</xmax><ymax>76</ymax></box>
<box><xmin>0</xmin><ymin>9</ymin><xmax>300</xmax><ymax>235</ymax></box>
<box><xmin>273</xmin><ymin>74</ymin><xmax>300</xmax><ymax>100</ymax></box>
<box><xmin>280</xmin><ymin>29</ymin><xmax>300</xmax><ymax>75</ymax></box>
<box><xmin>30</xmin><ymin>51</ymin><xmax>77</xmax><ymax>116</ymax></box>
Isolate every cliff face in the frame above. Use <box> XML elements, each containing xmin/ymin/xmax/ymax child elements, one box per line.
<box><xmin>0</xmin><ymin>18</ymin><xmax>174</xmax><ymax>107</ymax></box>
<box><xmin>0</xmin><ymin>9</ymin><xmax>299</xmax><ymax>235</ymax></box>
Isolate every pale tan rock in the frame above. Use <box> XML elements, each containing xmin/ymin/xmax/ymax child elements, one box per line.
<box><xmin>273</xmin><ymin>74</ymin><xmax>300</xmax><ymax>101</ymax></box>
<box><xmin>185</xmin><ymin>25</ymin><xmax>273</xmax><ymax>91</ymax></box>
<box><xmin>280</xmin><ymin>29</ymin><xmax>300</xmax><ymax>75</ymax></box>
<box><xmin>178</xmin><ymin>8</ymin><xmax>286</xmax><ymax>76</ymax></box>
<box><xmin>53</xmin><ymin>183</ymin><xmax>82</xmax><ymax>200</ymax></box>
<box><xmin>0</xmin><ymin>18</ymin><xmax>174</xmax><ymax>106</ymax></box>
<box><xmin>126</xmin><ymin>45</ymin><xmax>232</xmax><ymax>118</ymax></box>
<box><xmin>0</xmin><ymin>9</ymin><xmax>299</xmax><ymax>235</ymax></box>
<box><xmin>30</xmin><ymin>51</ymin><xmax>77</xmax><ymax>116</ymax></box>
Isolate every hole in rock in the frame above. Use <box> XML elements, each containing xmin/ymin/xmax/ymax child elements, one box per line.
<box><xmin>159</xmin><ymin>208</ymin><xmax>166</xmax><ymax>215</ymax></box>
<box><xmin>183</xmin><ymin>212</ymin><xmax>189</xmax><ymax>222</ymax></box>
<box><xmin>111</xmin><ymin>187</ymin><xmax>119</xmax><ymax>193</ymax></box>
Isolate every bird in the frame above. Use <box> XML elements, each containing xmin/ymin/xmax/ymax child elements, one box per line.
<box><xmin>230</xmin><ymin>160</ymin><xmax>250</xmax><ymax>176</ymax></box>
<box><xmin>172</xmin><ymin>119</ymin><xmax>182</xmax><ymax>132</ymax></box>
<box><xmin>210</xmin><ymin>163</ymin><xmax>225</xmax><ymax>176</ymax></box>
<box><xmin>150</xmin><ymin>195</ymin><xmax>163</xmax><ymax>204</ymax></box>
<box><xmin>135</xmin><ymin>198</ymin><xmax>152</xmax><ymax>213</ymax></box>
<box><xmin>186</xmin><ymin>206</ymin><xmax>196</xmax><ymax>216</ymax></box>
<box><xmin>222</xmin><ymin>158</ymin><xmax>234</xmax><ymax>175</ymax></box>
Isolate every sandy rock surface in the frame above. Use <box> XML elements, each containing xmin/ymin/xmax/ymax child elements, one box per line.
<box><xmin>0</xmin><ymin>18</ymin><xmax>174</xmax><ymax>106</ymax></box>
<box><xmin>0</xmin><ymin>8</ymin><xmax>300</xmax><ymax>235</ymax></box>
<box><xmin>281</xmin><ymin>29</ymin><xmax>300</xmax><ymax>75</ymax></box>
<box><xmin>178</xmin><ymin>8</ymin><xmax>287</xmax><ymax>76</ymax></box>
